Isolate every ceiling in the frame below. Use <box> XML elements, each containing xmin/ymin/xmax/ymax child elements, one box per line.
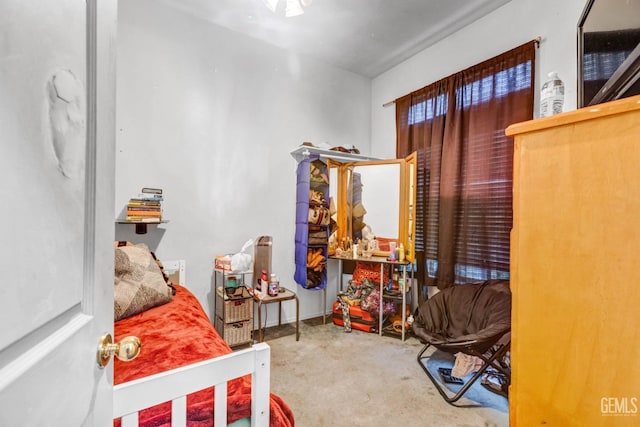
<box><xmin>162</xmin><ymin>0</ymin><xmax>512</xmax><ymax>78</ymax></box>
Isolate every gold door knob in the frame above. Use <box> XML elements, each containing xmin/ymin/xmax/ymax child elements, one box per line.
<box><xmin>96</xmin><ymin>334</ymin><xmax>141</xmax><ymax>368</ymax></box>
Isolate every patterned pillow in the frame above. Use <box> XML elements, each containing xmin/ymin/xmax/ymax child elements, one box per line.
<box><xmin>114</xmin><ymin>243</ymin><xmax>174</xmax><ymax>321</ymax></box>
<box><xmin>115</xmin><ymin>240</ymin><xmax>175</xmax><ymax>293</ymax></box>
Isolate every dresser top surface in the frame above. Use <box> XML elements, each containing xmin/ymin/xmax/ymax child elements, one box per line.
<box><xmin>506</xmin><ymin>94</ymin><xmax>640</xmax><ymax>137</ymax></box>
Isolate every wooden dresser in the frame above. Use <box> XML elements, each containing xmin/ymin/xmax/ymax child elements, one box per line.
<box><xmin>506</xmin><ymin>95</ymin><xmax>640</xmax><ymax>426</ymax></box>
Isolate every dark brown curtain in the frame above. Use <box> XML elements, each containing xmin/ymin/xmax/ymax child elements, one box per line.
<box><xmin>396</xmin><ymin>41</ymin><xmax>535</xmax><ymax>290</ymax></box>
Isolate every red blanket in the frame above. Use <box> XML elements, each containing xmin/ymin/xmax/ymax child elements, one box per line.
<box><xmin>114</xmin><ymin>285</ymin><xmax>294</xmax><ymax>427</ymax></box>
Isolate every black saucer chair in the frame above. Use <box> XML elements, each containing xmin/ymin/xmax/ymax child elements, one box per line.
<box><xmin>412</xmin><ymin>279</ymin><xmax>511</xmax><ymax>405</ymax></box>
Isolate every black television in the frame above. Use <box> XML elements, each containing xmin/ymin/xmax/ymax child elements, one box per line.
<box><xmin>577</xmin><ymin>0</ymin><xmax>640</xmax><ymax>108</ymax></box>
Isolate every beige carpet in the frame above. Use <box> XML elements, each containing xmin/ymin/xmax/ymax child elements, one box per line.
<box><xmin>263</xmin><ymin>318</ymin><xmax>509</xmax><ymax>427</ymax></box>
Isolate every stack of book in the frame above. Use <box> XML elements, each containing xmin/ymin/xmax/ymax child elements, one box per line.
<box><xmin>126</xmin><ymin>188</ymin><xmax>163</xmax><ymax>223</ymax></box>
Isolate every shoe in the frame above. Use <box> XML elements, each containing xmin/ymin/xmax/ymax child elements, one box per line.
<box><xmin>481</xmin><ymin>372</ymin><xmax>509</xmax><ymax>398</ymax></box>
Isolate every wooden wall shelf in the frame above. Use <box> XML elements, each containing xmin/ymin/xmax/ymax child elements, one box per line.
<box><xmin>115</xmin><ymin>220</ymin><xmax>168</xmax><ymax>234</ymax></box>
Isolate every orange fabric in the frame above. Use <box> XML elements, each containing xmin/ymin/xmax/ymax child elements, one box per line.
<box><xmin>374</xmin><ymin>237</ymin><xmax>395</xmax><ymax>252</ymax></box>
<box><xmin>114</xmin><ymin>285</ymin><xmax>294</xmax><ymax>427</ymax></box>
<box><xmin>353</xmin><ymin>261</ymin><xmax>390</xmax><ymax>286</ymax></box>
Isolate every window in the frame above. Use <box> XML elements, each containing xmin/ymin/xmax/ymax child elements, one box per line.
<box><xmin>396</xmin><ymin>41</ymin><xmax>536</xmax><ymax>288</ymax></box>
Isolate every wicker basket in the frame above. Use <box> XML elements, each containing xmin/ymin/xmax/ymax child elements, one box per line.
<box><xmin>216</xmin><ymin>287</ymin><xmax>253</xmax><ymax>323</ymax></box>
<box><xmin>216</xmin><ymin>317</ymin><xmax>252</xmax><ymax>346</ymax></box>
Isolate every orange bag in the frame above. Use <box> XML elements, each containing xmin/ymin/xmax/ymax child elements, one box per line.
<box><xmin>352</xmin><ymin>261</ymin><xmax>390</xmax><ymax>285</ymax></box>
<box><xmin>332</xmin><ymin>301</ymin><xmax>377</xmax><ymax>333</ymax></box>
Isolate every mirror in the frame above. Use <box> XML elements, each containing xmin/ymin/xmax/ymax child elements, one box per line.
<box><xmin>328</xmin><ymin>153</ymin><xmax>416</xmax><ymax>262</ymax></box>
<box><xmin>348</xmin><ymin>162</ymin><xmax>400</xmax><ymax>241</ymax></box>
<box><xmin>405</xmin><ymin>153</ymin><xmax>417</xmax><ymax>264</ymax></box>
<box><xmin>328</xmin><ymin>163</ymin><xmax>340</xmax><ymax>255</ymax></box>
<box><xmin>578</xmin><ymin>0</ymin><xmax>640</xmax><ymax>107</ymax></box>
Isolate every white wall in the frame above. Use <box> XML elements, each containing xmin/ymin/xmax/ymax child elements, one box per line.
<box><xmin>115</xmin><ymin>0</ymin><xmax>590</xmax><ymax>326</ymax></box>
<box><xmin>371</xmin><ymin>0</ymin><xmax>589</xmax><ymax>159</ymax></box>
<box><xmin>115</xmin><ymin>0</ymin><xmax>371</xmax><ymax>325</ymax></box>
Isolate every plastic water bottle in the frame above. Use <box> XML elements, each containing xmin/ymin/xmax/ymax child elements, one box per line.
<box><xmin>540</xmin><ymin>72</ymin><xmax>564</xmax><ymax>118</ymax></box>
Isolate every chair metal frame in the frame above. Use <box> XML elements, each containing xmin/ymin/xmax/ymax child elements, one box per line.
<box><xmin>416</xmin><ymin>334</ymin><xmax>511</xmax><ymax>405</ymax></box>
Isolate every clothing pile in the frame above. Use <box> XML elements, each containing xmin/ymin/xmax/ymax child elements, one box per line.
<box><xmin>449</xmin><ymin>343</ymin><xmax>511</xmax><ymax>398</ymax></box>
<box><xmin>334</xmin><ymin>278</ymin><xmax>395</xmax><ymax>333</ymax></box>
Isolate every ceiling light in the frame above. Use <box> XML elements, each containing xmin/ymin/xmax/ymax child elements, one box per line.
<box><xmin>285</xmin><ymin>0</ymin><xmax>304</xmax><ymax>17</ymax></box>
<box><xmin>263</xmin><ymin>0</ymin><xmax>312</xmax><ymax>17</ymax></box>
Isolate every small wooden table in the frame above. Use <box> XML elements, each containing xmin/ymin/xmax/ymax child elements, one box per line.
<box><xmin>253</xmin><ymin>287</ymin><xmax>300</xmax><ymax>342</ymax></box>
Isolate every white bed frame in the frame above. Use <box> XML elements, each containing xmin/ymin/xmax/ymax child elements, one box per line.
<box><xmin>113</xmin><ymin>260</ymin><xmax>271</xmax><ymax>427</ymax></box>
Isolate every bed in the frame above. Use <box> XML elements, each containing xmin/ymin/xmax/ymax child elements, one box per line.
<box><xmin>111</xmin><ymin>244</ymin><xmax>295</xmax><ymax>427</ymax></box>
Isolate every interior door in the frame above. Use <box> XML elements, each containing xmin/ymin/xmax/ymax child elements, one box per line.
<box><xmin>0</xmin><ymin>1</ymin><xmax>117</xmax><ymax>425</ymax></box>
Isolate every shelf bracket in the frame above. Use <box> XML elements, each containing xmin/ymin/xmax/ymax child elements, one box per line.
<box><xmin>135</xmin><ymin>223</ymin><xmax>148</xmax><ymax>234</ymax></box>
